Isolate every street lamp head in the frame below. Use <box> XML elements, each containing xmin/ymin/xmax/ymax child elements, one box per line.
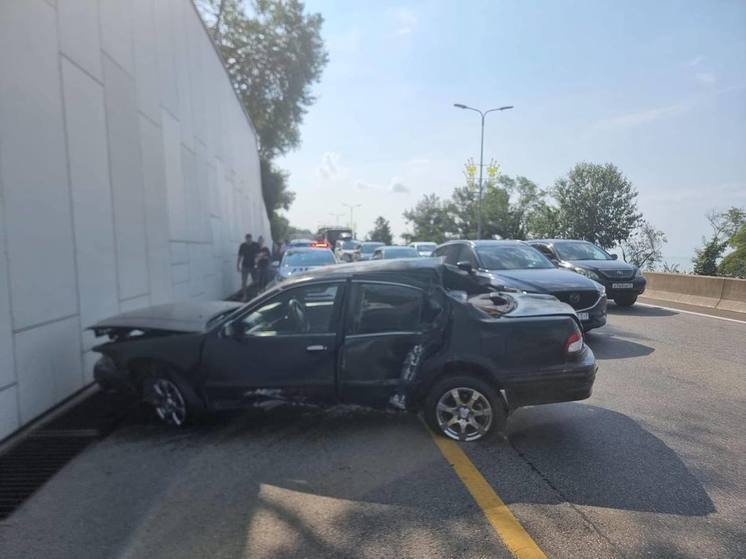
<box><xmin>498</xmin><ymin>105</ymin><xmax>514</xmax><ymax>111</ymax></box>
<box><xmin>453</xmin><ymin>103</ymin><xmax>468</xmax><ymax>109</ymax></box>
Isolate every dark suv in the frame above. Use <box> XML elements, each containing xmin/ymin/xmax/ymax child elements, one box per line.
<box><xmin>528</xmin><ymin>240</ymin><xmax>646</xmax><ymax>307</ymax></box>
<box><xmin>432</xmin><ymin>240</ymin><xmax>607</xmax><ymax>331</ymax></box>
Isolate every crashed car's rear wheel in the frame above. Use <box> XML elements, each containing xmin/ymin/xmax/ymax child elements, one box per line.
<box><xmin>424</xmin><ymin>375</ymin><xmax>506</xmax><ymax>442</ymax></box>
<box><xmin>141</xmin><ymin>369</ymin><xmax>202</xmax><ymax>427</ymax></box>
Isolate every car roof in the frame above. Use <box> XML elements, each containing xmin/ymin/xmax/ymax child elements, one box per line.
<box><xmin>361</xmin><ymin>241</ymin><xmax>383</xmax><ymax>245</ymax></box>
<box><xmin>529</xmin><ymin>239</ymin><xmax>594</xmax><ymax>245</ymax></box>
<box><xmin>284</xmin><ymin>246</ymin><xmax>333</xmax><ymax>253</ymax></box>
<box><xmin>439</xmin><ymin>239</ymin><xmax>527</xmax><ymax>247</ymax></box>
<box><xmin>276</xmin><ymin>257</ymin><xmax>444</xmax><ymax>290</ymax></box>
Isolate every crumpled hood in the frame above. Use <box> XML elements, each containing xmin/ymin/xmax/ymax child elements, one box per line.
<box><xmin>482</xmin><ymin>268</ymin><xmax>600</xmax><ymax>293</ymax></box>
<box><xmin>89</xmin><ymin>301</ymin><xmax>242</xmax><ymax>333</ymax></box>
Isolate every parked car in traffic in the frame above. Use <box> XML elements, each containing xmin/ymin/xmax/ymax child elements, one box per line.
<box><xmin>371</xmin><ymin>245</ymin><xmax>419</xmax><ymax>260</ymax></box>
<box><xmin>432</xmin><ymin>240</ymin><xmax>607</xmax><ymax>331</ymax></box>
<box><xmin>90</xmin><ymin>259</ymin><xmax>597</xmax><ymax>441</ymax></box>
<box><xmin>358</xmin><ymin>241</ymin><xmax>384</xmax><ymax>261</ymax></box>
<box><xmin>335</xmin><ymin>239</ymin><xmax>362</xmax><ymax>262</ymax></box>
<box><xmin>409</xmin><ymin>242</ymin><xmax>437</xmax><ymax>257</ymax></box>
<box><xmin>276</xmin><ymin>247</ymin><xmax>336</xmax><ymax>281</ymax></box>
<box><xmin>528</xmin><ymin>239</ymin><xmax>646</xmax><ymax>307</ymax></box>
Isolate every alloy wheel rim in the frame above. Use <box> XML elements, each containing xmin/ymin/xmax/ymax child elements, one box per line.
<box><xmin>152</xmin><ymin>379</ymin><xmax>186</xmax><ymax>426</ymax></box>
<box><xmin>436</xmin><ymin>387</ymin><xmax>493</xmax><ymax>441</ymax></box>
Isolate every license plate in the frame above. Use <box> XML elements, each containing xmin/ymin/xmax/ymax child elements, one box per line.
<box><xmin>578</xmin><ymin>312</ymin><xmax>589</xmax><ymax>320</ymax></box>
<box><xmin>612</xmin><ymin>282</ymin><xmax>634</xmax><ymax>289</ymax></box>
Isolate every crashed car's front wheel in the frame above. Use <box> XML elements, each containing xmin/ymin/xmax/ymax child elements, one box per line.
<box><xmin>424</xmin><ymin>375</ymin><xmax>506</xmax><ymax>442</ymax></box>
<box><xmin>142</xmin><ymin>370</ymin><xmax>202</xmax><ymax>427</ymax></box>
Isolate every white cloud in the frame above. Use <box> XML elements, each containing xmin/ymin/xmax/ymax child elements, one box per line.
<box><xmin>389</xmin><ymin>178</ymin><xmax>410</xmax><ymax>194</ymax></box>
<box><xmin>355</xmin><ymin>180</ymin><xmax>375</xmax><ymax>190</ymax></box>
<box><xmin>318</xmin><ymin>152</ymin><xmax>343</xmax><ymax>180</ymax></box>
<box><xmin>695</xmin><ymin>72</ymin><xmax>716</xmax><ymax>85</ymax></box>
<box><xmin>594</xmin><ymin>102</ymin><xmax>690</xmax><ymax>131</ymax></box>
<box><xmin>687</xmin><ymin>55</ymin><xmax>705</xmax><ymax>67</ymax></box>
<box><xmin>388</xmin><ymin>7</ymin><xmax>417</xmax><ymax>36</ymax></box>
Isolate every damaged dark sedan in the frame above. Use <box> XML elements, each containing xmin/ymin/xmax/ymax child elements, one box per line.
<box><xmin>90</xmin><ymin>259</ymin><xmax>597</xmax><ymax>441</ymax></box>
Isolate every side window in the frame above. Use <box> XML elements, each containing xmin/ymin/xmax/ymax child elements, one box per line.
<box><xmin>435</xmin><ymin>244</ymin><xmax>460</xmax><ymax>265</ymax></box>
<box><xmin>347</xmin><ymin>283</ymin><xmax>423</xmax><ymax>335</ymax></box>
<box><xmin>237</xmin><ymin>283</ymin><xmax>340</xmax><ymax>336</ymax></box>
<box><xmin>532</xmin><ymin>243</ymin><xmax>553</xmax><ymax>258</ymax></box>
<box><xmin>457</xmin><ymin>245</ymin><xmax>479</xmax><ymax>267</ymax></box>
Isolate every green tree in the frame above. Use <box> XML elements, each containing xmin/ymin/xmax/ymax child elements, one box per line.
<box><xmin>196</xmin><ymin>0</ymin><xmax>327</xmax><ymax>231</ymax></box>
<box><xmin>621</xmin><ymin>220</ymin><xmax>667</xmax><ymax>270</ymax></box>
<box><xmin>402</xmin><ymin>194</ymin><xmax>456</xmax><ymax>244</ymax></box>
<box><xmin>552</xmin><ymin>162</ymin><xmax>641</xmax><ymax>249</ymax></box>
<box><xmin>718</xmin><ymin>223</ymin><xmax>746</xmax><ymax>278</ymax></box>
<box><xmin>451</xmin><ymin>160</ymin><xmax>514</xmax><ymax>239</ymax></box>
<box><xmin>367</xmin><ymin>217</ymin><xmax>393</xmax><ymax>245</ymax></box>
<box><xmin>692</xmin><ymin>207</ymin><xmax>746</xmax><ymax>276</ymax></box>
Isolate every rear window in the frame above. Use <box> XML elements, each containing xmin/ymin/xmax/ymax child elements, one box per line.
<box><xmin>283</xmin><ymin>250</ymin><xmax>335</xmax><ymax>266</ymax></box>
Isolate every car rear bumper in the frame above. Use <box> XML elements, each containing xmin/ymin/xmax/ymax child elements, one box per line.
<box><xmin>502</xmin><ymin>346</ymin><xmax>597</xmax><ymax>408</ymax></box>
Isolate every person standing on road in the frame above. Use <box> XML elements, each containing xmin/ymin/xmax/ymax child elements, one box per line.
<box><xmin>237</xmin><ymin>234</ymin><xmax>259</xmax><ymax>301</ymax></box>
<box><xmin>254</xmin><ymin>237</ymin><xmax>272</xmax><ymax>291</ymax></box>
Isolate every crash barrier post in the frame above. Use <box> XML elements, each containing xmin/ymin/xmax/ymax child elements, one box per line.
<box><xmin>643</xmin><ymin>272</ymin><xmax>746</xmax><ymax>314</ymax></box>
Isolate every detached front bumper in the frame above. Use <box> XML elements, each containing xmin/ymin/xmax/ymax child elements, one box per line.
<box><xmin>502</xmin><ymin>346</ymin><xmax>597</xmax><ymax>408</ymax></box>
<box><xmin>93</xmin><ymin>355</ymin><xmax>135</xmax><ymax>393</ymax></box>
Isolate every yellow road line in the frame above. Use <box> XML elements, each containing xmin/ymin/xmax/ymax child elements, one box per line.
<box><xmin>429</xmin><ymin>430</ymin><xmax>547</xmax><ymax>559</ymax></box>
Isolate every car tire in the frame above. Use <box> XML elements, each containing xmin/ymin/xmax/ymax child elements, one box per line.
<box><xmin>614</xmin><ymin>294</ymin><xmax>638</xmax><ymax>307</ymax></box>
<box><xmin>424</xmin><ymin>375</ymin><xmax>506</xmax><ymax>442</ymax></box>
<box><xmin>141</xmin><ymin>367</ymin><xmax>204</xmax><ymax>427</ymax></box>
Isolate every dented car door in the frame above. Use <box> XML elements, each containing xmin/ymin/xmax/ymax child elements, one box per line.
<box><xmin>338</xmin><ymin>281</ymin><xmax>426</xmax><ymax>407</ymax></box>
<box><xmin>201</xmin><ymin>282</ymin><xmax>345</xmax><ymax>407</ymax></box>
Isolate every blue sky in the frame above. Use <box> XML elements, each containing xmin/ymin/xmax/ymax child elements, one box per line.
<box><xmin>278</xmin><ymin>0</ymin><xmax>746</xmax><ymax>268</ymax></box>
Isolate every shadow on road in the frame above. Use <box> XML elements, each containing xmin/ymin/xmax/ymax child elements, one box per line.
<box><xmin>607</xmin><ymin>303</ymin><xmax>678</xmax><ymax>317</ymax></box>
<box><xmin>585</xmin><ymin>331</ymin><xmax>655</xmax><ymax>359</ymax></box>
<box><xmin>499</xmin><ymin>403</ymin><xmax>715</xmax><ymax>516</ymax></box>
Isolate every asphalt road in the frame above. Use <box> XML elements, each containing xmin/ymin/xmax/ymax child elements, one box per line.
<box><xmin>1</xmin><ymin>303</ymin><xmax>745</xmax><ymax>558</ymax></box>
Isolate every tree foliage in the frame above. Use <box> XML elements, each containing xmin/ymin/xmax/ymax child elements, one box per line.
<box><xmin>621</xmin><ymin>220</ymin><xmax>667</xmax><ymax>270</ymax></box>
<box><xmin>367</xmin><ymin>217</ymin><xmax>393</xmax><ymax>245</ymax></box>
<box><xmin>718</xmin><ymin>223</ymin><xmax>746</xmax><ymax>278</ymax></box>
<box><xmin>692</xmin><ymin>207</ymin><xmax>746</xmax><ymax>276</ymax></box>
<box><xmin>552</xmin><ymin>163</ymin><xmax>641</xmax><ymax>249</ymax></box>
<box><xmin>196</xmin><ymin>0</ymin><xmax>327</xmax><ymax>231</ymax></box>
<box><xmin>402</xmin><ymin>194</ymin><xmax>456</xmax><ymax>244</ymax></box>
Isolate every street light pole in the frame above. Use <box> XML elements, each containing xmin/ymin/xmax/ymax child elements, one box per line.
<box><xmin>342</xmin><ymin>203</ymin><xmax>361</xmax><ymax>235</ymax></box>
<box><xmin>328</xmin><ymin>212</ymin><xmax>343</xmax><ymax>226</ymax></box>
<box><xmin>453</xmin><ymin>103</ymin><xmax>514</xmax><ymax>239</ymax></box>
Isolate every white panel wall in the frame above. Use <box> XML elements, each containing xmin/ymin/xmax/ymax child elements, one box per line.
<box><xmin>0</xmin><ymin>0</ymin><xmax>269</xmax><ymax>439</ymax></box>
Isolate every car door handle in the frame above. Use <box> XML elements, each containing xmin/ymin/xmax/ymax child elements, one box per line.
<box><xmin>306</xmin><ymin>345</ymin><xmax>327</xmax><ymax>352</ymax></box>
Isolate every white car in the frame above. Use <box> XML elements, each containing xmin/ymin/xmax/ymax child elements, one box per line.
<box><xmin>409</xmin><ymin>242</ymin><xmax>438</xmax><ymax>257</ymax></box>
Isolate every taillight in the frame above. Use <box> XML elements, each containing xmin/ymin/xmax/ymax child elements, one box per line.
<box><xmin>564</xmin><ymin>328</ymin><xmax>584</xmax><ymax>356</ymax></box>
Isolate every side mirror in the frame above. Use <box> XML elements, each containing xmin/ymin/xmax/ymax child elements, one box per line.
<box><xmin>456</xmin><ymin>261</ymin><xmax>474</xmax><ymax>273</ymax></box>
<box><xmin>222</xmin><ymin>322</ymin><xmax>240</xmax><ymax>339</ymax></box>
<box><xmin>611</xmin><ymin>254</ymin><xmax>618</xmax><ymax>260</ymax></box>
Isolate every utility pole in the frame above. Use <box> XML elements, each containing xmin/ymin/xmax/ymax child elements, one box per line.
<box><xmin>453</xmin><ymin>103</ymin><xmax>514</xmax><ymax>239</ymax></box>
<box><xmin>342</xmin><ymin>203</ymin><xmax>361</xmax><ymax>236</ymax></box>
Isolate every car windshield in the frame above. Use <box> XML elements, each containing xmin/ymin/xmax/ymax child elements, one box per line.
<box><xmin>554</xmin><ymin>241</ymin><xmax>612</xmax><ymax>261</ymax></box>
<box><xmin>283</xmin><ymin>250</ymin><xmax>335</xmax><ymax>266</ymax></box>
<box><xmin>361</xmin><ymin>243</ymin><xmax>383</xmax><ymax>253</ymax></box>
<box><xmin>384</xmin><ymin>247</ymin><xmax>419</xmax><ymax>258</ymax></box>
<box><xmin>476</xmin><ymin>245</ymin><xmax>555</xmax><ymax>270</ymax></box>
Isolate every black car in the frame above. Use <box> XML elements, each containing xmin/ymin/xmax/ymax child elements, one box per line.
<box><xmin>432</xmin><ymin>240</ymin><xmax>607</xmax><ymax>331</ymax></box>
<box><xmin>528</xmin><ymin>239</ymin><xmax>646</xmax><ymax>307</ymax></box>
<box><xmin>90</xmin><ymin>259</ymin><xmax>596</xmax><ymax>442</ymax></box>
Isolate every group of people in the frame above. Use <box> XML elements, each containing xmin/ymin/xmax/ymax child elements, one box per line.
<box><xmin>237</xmin><ymin>234</ymin><xmax>273</xmax><ymax>301</ymax></box>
